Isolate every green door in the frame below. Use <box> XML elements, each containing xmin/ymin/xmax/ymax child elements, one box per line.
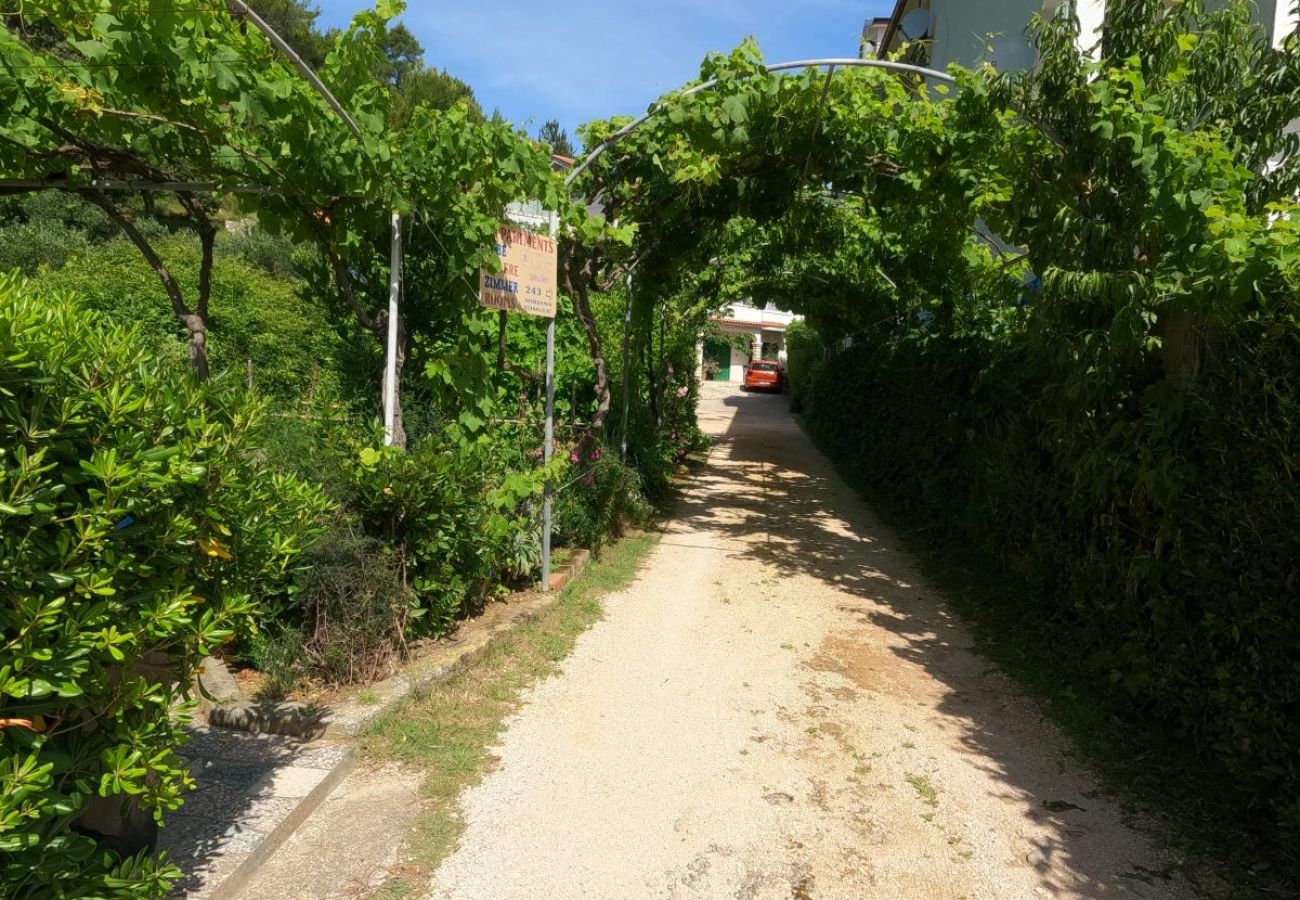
<box><xmin>704</xmin><ymin>338</ymin><xmax>731</xmax><ymax>381</ymax></box>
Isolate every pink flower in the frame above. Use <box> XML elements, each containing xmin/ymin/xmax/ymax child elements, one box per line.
<box><xmin>589</xmin><ymin>448</ymin><xmax>602</xmax><ymax>462</ymax></box>
<box><xmin>569</xmin><ymin>451</ymin><xmax>580</xmax><ymax>463</ymax></box>
<box><xmin>676</xmin><ymin>385</ymin><xmax>689</xmax><ymax>398</ymax></box>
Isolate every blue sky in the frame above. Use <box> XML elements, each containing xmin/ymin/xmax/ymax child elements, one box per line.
<box><xmin>315</xmin><ymin>1</ymin><xmax>894</xmax><ymax>144</ymax></box>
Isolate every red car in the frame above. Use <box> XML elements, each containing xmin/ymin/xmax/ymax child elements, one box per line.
<box><xmin>742</xmin><ymin>360</ymin><xmax>785</xmax><ymax>392</ymax></box>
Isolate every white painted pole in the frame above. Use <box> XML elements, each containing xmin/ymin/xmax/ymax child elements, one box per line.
<box><xmin>383</xmin><ymin>212</ymin><xmax>401</xmax><ymax>446</ymax></box>
<box><xmin>540</xmin><ymin>211</ymin><xmax>559</xmax><ymax>592</ymax></box>
<box><xmin>540</xmin><ymin>315</ymin><xmax>556</xmax><ymax>592</ymax></box>
<box><xmin>620</xmin><ymin>271</ymin><xmax>633</xmax><ymax>462</ymax></box>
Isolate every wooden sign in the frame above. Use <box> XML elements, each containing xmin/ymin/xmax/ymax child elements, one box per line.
<box><xmin>480</xmin><ymin>226</ymin><xmax>558</xmax><ymax>318</ymax></box>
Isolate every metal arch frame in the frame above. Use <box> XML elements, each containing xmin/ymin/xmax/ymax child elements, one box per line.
<box><xmin>564</xmin><ymin>58</ymin><xmax>955</xmax><ymax>187</ymax></box>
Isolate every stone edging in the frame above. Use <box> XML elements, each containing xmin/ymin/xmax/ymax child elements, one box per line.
<box><xmin>205</xmin><ymin>549</ymin><xmax>592</xmax><ymax>740</ymax></box>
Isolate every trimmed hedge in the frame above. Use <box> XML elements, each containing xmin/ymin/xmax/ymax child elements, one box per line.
<box><xmin>799</xmin><ymin>310</ymin><xmax>1300</xmax><ymax>865</ymax></box>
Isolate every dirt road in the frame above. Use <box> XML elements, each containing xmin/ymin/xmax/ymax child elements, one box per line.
<box><xmin>427</xmin><ymin>383</ymin><xmax>1191</xmax><ymax>899</ymax></box>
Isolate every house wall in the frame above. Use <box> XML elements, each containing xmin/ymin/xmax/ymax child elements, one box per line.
<box><xmin>704</xmin><ymin>322</ymin><xmax>791</xmax><ymax>383</ymax></box>
<box><xmin>1076</xmin><ymin>0</ymin><xmax>1106</xmax><ymax>52</ymax></box>
<box><xmin>701</xmin><ymin>301</ymin><xmax>800</xmax><ymax>381</ymax></box>
<box><xmin>887</xmin><ymin>1</ymin><xmax>1294</xmax><ymax>69</ymax></box>
<box><xmin>729</xmin><ymin>345</ymin><xmax>750</xmax><ymax>383</ymax></box>
<box><xmin>927</xmin><ymin>0</ymin><xmax>1045</xmax><ymax>71</ymax></box>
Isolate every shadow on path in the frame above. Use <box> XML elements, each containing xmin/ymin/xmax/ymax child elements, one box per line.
<box><xmin>680</xmin><ymin>386</ymin><xmax>1188</xmax><ymax>898</ymax></box>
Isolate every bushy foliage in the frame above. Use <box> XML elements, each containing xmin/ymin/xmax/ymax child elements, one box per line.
<box><xmin>216</xmin><ymin>225</ymin><xmax>306</xmax><ymax>281</ymax></box>
<box><xmin>0</xmin><ymin>276</ymin><xmax>329</xmax><ymax>897</ymax></box>
<box><xmin>782</xmin><ymin>319</ymin><xmax>821</xmax><ymax>410</ymax></box>
<box><xmin>336</xmin><ymin>429</ymin><xmax>553</xmax><ymax>633</ymax></box>
<box><xmin>35</xmin><ymin>236</ymin><xmax>351</xmax><ymax>401</ymax></box>
<box><xmin>787</xmin><ymin>3</ymin><xmax>1300</xmax><ymax>868</ymax></box>
<box><xmin>293</xmin><ymin>529</ymin><xmax>414</xmax><ymax>687</ymax></box>
<box><xmin>0</xmin><ymin>193</ymin><xmax>117</xmax><ymax>274</ymax></box>
<box><xmin>552</xmin><ymin>443</ymin><xmax>652</xmax><ymax>551</ymax></box>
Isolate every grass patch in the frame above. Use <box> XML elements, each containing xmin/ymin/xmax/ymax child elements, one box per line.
<box><xmin>356</xmin><ymin>529</ymin><xmax>659</xmax><ymax>899</ymax></box>
<box><xmin>905</xmin><ymin>773</ymin><xmax>939</xmax><ymax>807</ymax></box>
<box><xmin>796</xmin><ymin>416</ymin><xmax>1291</xmax><ymax>897</ymax></box>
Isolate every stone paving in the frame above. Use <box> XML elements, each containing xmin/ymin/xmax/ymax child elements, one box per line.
<box><xmin>160</xmin><ymin>555</ymin><xmax>591</xmax><ymax>898</ymax></box>
<box><xmin>160</xmin><ymin>728</ymin><xmax>352</xmax><ymax>899</ymax></box>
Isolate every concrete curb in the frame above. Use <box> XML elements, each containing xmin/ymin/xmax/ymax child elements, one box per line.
<box><xmin>208</xmin><ymin>549</ymin><xmax>593</xmax><ymax>741</ymax></box>
<box><xmin>166</xmin><ymin>543</ymin><xmax>603</xmax><ymax>894</ymax></box>
<box><xmin>175</xmin><ymin>549</ymin><xmax>595</xmax><ymax>897</ymax></box>
<box><xmin>204</xmin><ymin>750</ymin><xmax>356</xmax><ymax>900</ymax></box>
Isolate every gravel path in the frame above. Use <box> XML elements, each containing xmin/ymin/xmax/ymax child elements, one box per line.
<box><xmin>427</xmin><ymin>383</ymin><xmax>1193</xmax><ymax>900</ymax></box>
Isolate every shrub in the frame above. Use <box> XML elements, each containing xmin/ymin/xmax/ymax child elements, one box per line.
<box><xmin>294</xmin><ymin>529</ymin><xmax>414</xmax><ymax>686</ymax></box>
<box><xmin>33</xmin><ymin>236</ymin><xmax>349</xmax><ymax>401</ymax></box>
<box><xmin>0</xmin><ymin>219</ymin><xmax>91</xmax><ymax>275</ymax></box>
<box><xmin>337</xmin><ymin>432</ymin><xmax>548</xmax><ymax>635</ymax></box>
<box><xmin>799</xmin><ymin>307</ymin><xmax>1300</xmax><ymax>865</ymax></box>
<box><xmin>215</xmin><ymin>226</ymin><xmax>304</xmax><ymax>280</ymax></box>
<box><xmin>242</xmin><ymin>624</ymin><xmax>306</xmax><ymax>701</ymax></box>
<box><xmin>783</xmin><ymin>319</ymin><xmax>822</xmax><ymax>411</ymax></box>
<box><xmin>0</xmin><ymin>275</ymin><xmax>330</xmax><ymax>897</ymax></box>
<box><xmin>0</xmin><ymin>194</ymin><xmax>129</xmax><ymax>275</ymax></box>
<box><xmin>553</xmin><ymin>444</ymin><xmax>652</xmax><ymax>550</ymax></box>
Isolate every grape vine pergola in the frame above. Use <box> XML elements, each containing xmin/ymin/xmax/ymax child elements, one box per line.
<box><xmin>564</xmin><ymin>57</ymin><xmax>956</xmax><ymax>187</ymax></box>
<box><xmin>2</xmin><ymin>5</ymin><xmax>982</xmax><ymax>598</ymax></box>
<box><xmin>0</xmin><ymin>0</ymin><xmax>413</xmax><ymax>431</ymax></box>
<box><xmin>558</xmin><ymin>56</ymin><xmax>957</xmax><ymax>471</ymax></box>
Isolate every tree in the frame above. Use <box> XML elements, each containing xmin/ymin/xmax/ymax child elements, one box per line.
<box><xmin>246</xmin><ymin>0</ymin><xmax>333</xmax><ymax>68</ymax></box>
<box><xmin>539</xmin><ymin>118</ymin><xmax>575</xmax><ymax>158</ymax></box>
<box><xmin>380</xmin><ymin>22</ymin><xmax>424</xmax><ymax>86</ymax></box>
<box><xmin>389</xmin><ymin>67</ymin><xmax>482</xmax><ymax>128</ymax></box>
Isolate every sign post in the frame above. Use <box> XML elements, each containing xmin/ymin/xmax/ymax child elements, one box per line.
<box><xmin>480</xmin><ymin>218</ymin><xmax>559</xmax><ymax>592</ymax></box>
<box><xmin>383</xmin><ymin>212</ymin><xmax>401</xmax><ymax>446</ymax></box>
<box><xmin>541</xmin><ymin>213</ymin><xmax>558</xmax><ymax>592</ymax></box>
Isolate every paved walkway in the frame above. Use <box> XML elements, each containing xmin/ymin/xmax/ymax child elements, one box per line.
<box><xmin>427</xmin><ymin>383</ymin><xmax>1192</xmax><ymax>899</ymax></box>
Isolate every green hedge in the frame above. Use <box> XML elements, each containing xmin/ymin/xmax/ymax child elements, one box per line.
<box><xmin>0</xmin><ymin>275</ymin><xmax>329</xmax><ymax>897</ymax></box>
<box><xmin>799</xmin><ymin>309</ymin><xmax>1300</xmax><ymax>863</ymax></box>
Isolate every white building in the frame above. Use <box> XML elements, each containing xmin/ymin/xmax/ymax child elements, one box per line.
<box><xmin>871</xmin><ymin>0</ymin><xmax>1295</xmax><ymax>70</ymax></box>
<box><xmin>700</xmin><ymin>302</ymin><xmax>800</xmax><ymax>383</ymax></box>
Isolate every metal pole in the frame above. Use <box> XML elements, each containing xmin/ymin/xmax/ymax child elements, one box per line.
<box><xmin>225</xmin><ymin>0</ymin><xmax>363</xmax><ymax>139</ymax></box>
<box><xmin>541</xmin><ymin>211</ymin><xmax>559</xmax><ymax>592</ymax></box>
<box><xmin>620</xmin><ymin>271</ymin><xmax>633</xmax><ymax>462</ymax></box>
<box><xmin>657</xmin><ymin>304</ymin><xmax>665</xmax><ymax>427</ymax></box>
<box><xmin>564</xmin><ymin>58</ymin><xmax>955</xmax><ymax>187</ymax></box>
<box><xmin>383</xmin><ymin>212</ymin><xmax>401</xmax><ymax>446</ymax></box>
